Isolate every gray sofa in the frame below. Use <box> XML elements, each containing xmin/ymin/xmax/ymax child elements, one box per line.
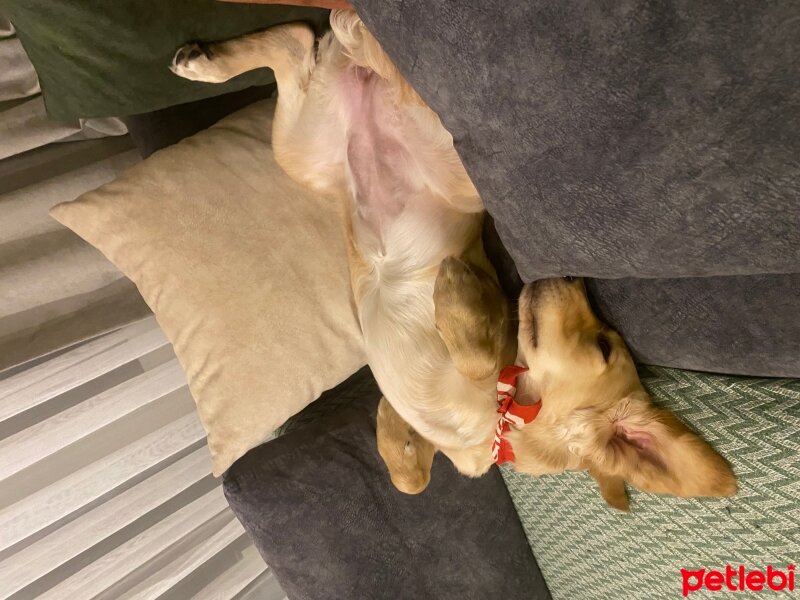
<box><xmin>356</xmin><ymin>0</ymin><xmax>800</xmax><ymax>378</ymax></box>
<box><xmin>224</xmin><ymin>367</ymin><xmax>552</xmax><ymax>600</ymax></box>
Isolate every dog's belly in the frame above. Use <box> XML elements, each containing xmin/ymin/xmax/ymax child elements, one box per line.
<box><xmin>358</xmin><ymin>271</ymin><xmax>498</xmax><ymax>453</ymax></box>
<box><xmin>338</xmin><ymin>63</ymin><xmax>496</xmax><ymax>461</ymax></box>
<box><xmin>342</xmin><ymin>67</ymin><xmax>420</xmax><ymax>239</ymax></box>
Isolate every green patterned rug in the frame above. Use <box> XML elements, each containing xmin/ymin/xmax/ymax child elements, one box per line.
<box><xmin>502</xmin><ymin>366</ymin><xmax>800</xmax><ymax>599</ymax></box>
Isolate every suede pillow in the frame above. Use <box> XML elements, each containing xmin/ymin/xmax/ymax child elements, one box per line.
<box><xmin>51</xmin><ymin>99</ymin><xmax>365</xmax><ymax>475</ymax></box>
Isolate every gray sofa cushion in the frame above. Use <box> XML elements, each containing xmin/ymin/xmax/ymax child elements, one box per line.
<box><xmin>223</xmin><ymin>367</ymin><xmax>551</xmax><ymax>600</ymax></box>
<box><xmin>587</xmin><ymin>274</ymin><xmax>800</xmax><ymax>377</ymax></box>
<box><xmin>356</xmin><ymin>0</ymin><xmax>800</xmax><ymax>377</ymax></box>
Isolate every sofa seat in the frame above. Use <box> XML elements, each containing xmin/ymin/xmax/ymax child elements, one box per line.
<box><xmin>503</xmin><ymin>366</ymin><xmax>800</xmax><ymax>599</ymax></box>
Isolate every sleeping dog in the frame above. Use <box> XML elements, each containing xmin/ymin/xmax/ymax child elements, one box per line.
<box><xmin>171</xmin><ymin>10</ymin><xmax>736</xmax><ymax>510</ymax></box>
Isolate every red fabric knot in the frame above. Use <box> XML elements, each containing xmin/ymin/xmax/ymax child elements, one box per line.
<box><xmin>491</xmin><ymin>365</ymin><xmax>542</xmax><ymax>464</ymax></box>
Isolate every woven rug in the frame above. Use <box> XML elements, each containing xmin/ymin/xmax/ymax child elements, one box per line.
<box><xmin>502</xmin><ymin>366</ymin><xmax>800</xmax><ymax>599</ymax></box>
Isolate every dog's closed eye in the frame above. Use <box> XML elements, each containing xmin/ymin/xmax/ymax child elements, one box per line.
<box><xmin>597</xmin><ymin>333</ymin><xmax>612</xmax><ymax>362</ymax></box>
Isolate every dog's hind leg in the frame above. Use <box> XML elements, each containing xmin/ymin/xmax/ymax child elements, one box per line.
<box><xmin>376</xmin><ymin>397</ymin><xmax>435</xmax><ymax>495</ymax></box>
<box><xmin>169</xmin><ymin>24</ymin><xmax>345</xmax><ymax>189</ymax></box>
<box><xmin>434</xmin><ymin>255</ymin><xmax>515</xmax><ymax>382</ymax></box>
<box><xmin>170</xmin><ymin>23</ymin><xmax>314</xmax><ymax>95</ymax></box>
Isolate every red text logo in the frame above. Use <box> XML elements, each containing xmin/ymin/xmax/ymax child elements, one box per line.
<box><xmin>681</xmin><ymin>565</ymin><xmax>795</xmax><ymax>596</ymax></box>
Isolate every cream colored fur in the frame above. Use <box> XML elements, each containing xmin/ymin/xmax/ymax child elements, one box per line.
<box><xmin>171</xmin><ymin>11</ymin><xmax>737</xmax><ymax>508</ymax></box>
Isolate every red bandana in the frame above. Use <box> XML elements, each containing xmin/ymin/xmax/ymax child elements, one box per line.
<box><xmin>491</xmin><ymin>365</ymin><xmax>542</xmax><ymax>464</ymax></box>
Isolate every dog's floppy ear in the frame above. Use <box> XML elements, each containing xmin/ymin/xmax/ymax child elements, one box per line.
<box><xmin>590</xmin><ymin>392</ymin><xmax>737</xmax><ymax>499</ymax></box>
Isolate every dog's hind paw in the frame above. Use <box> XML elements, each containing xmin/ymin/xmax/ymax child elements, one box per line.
<box><xmin>170</xmin><ymin>42</ymin><xmax>226</xmax><ymax>83</ymax></box>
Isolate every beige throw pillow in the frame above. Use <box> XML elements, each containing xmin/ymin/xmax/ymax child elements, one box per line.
<box><xmin>51</xmin><ymin>99</ymin><xmax>365</xmax><ymax>475</ymax></box>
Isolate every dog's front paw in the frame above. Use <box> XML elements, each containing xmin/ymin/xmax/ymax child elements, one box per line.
<box><xmin>436</xmin><ymin>255</ymin><xmax>473</xmax><ymax>288</ymax></box>
<box><xmin>434</xmin><ymin>256</ymin><xmax>510</xmax><ymax>381</ymax></box>
<box><xmin>170</xmin><ymin>42</ymin><xmax>225</xmax><ymax>83</ymax></box>
<box><xmin>434</xmin><ymin>256</ymin><xmax>496</xmax><ymax>326</ymax></box>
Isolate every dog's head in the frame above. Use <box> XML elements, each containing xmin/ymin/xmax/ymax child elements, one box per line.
<box><xmin>506</xmin><ymin>278</ymin><xmax>737</xmax><ymax>510</ymax></box>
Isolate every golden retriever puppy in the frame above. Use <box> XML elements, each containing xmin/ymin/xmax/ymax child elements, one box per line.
<box><xmin>171</xmin><ymin>11</ymin><xmax>736</xmax><ymax>509</ymax></box>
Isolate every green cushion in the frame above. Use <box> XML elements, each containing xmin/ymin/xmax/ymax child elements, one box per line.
<box><xmin>503</xmin><ymin>366</ymin><xmax>800</xmax><ymax>599</ymax></box>
<box><xmin>1</xmin><ymin>0</ymin><xmax>329</xmax><ymax>119</ymax></box>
